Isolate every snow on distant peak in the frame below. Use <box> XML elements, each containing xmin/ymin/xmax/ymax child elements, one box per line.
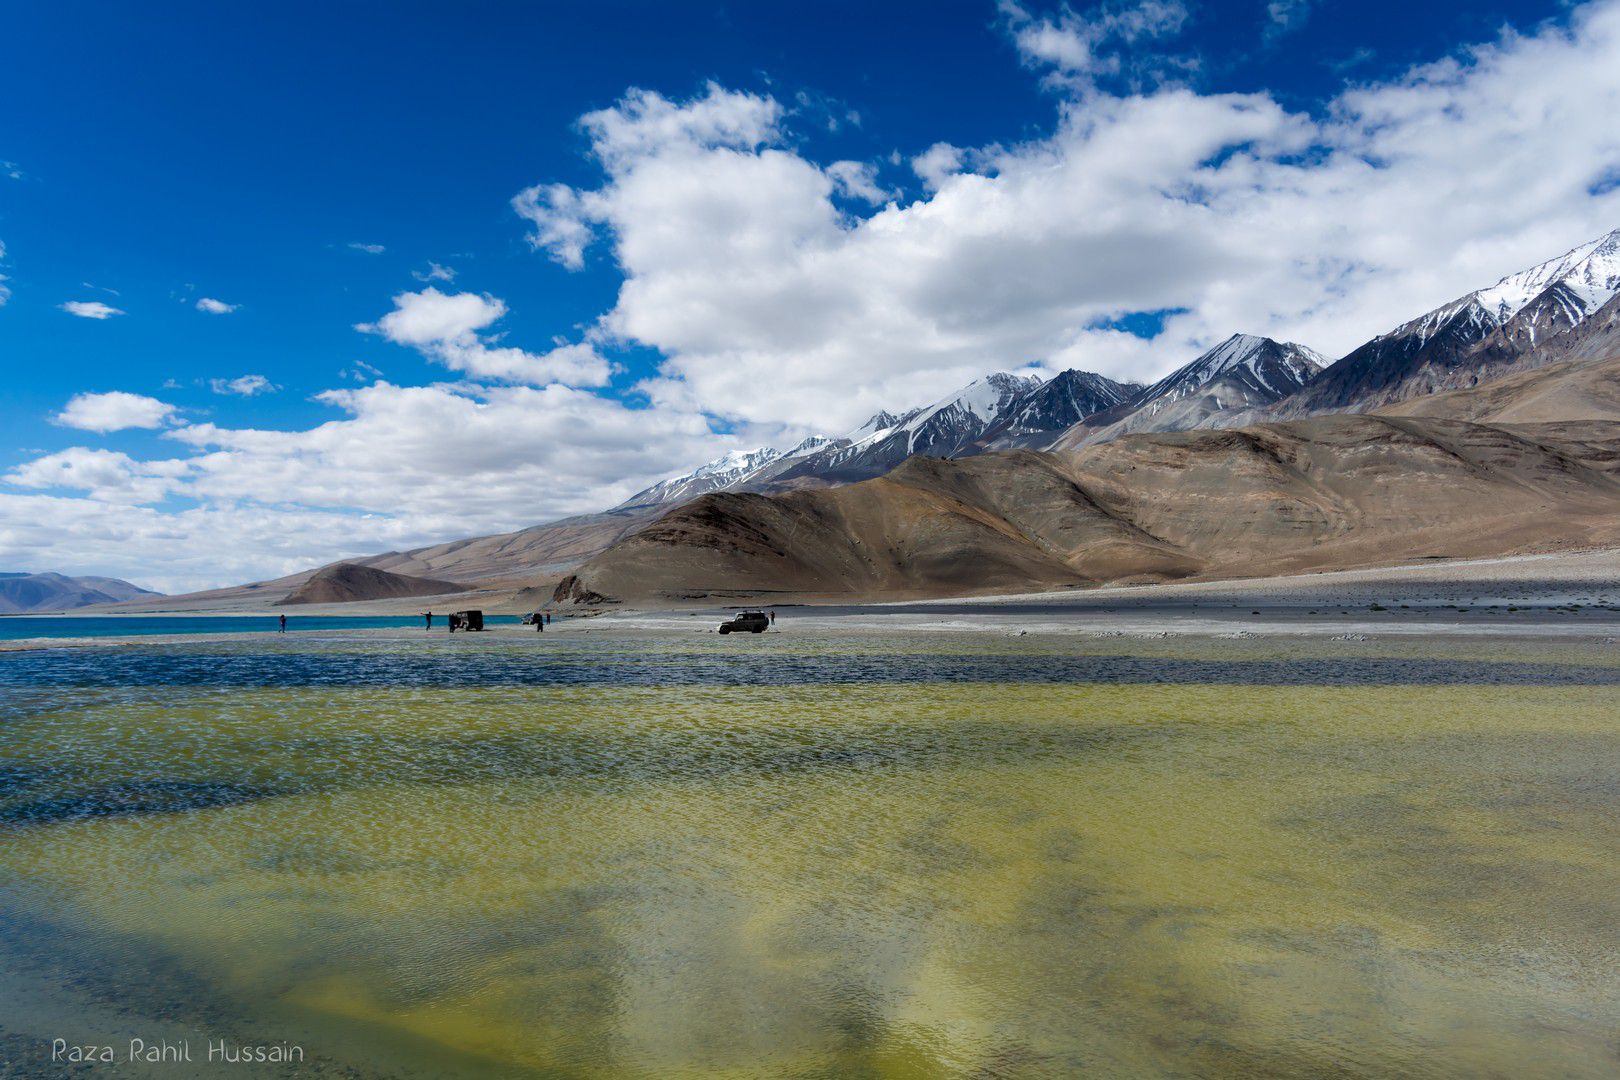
<box><xmin>690</xmin><ymin>446</ymin><xmax>781</xmax><ymax>479</ymax></box>
<box><xmin>780</xmin><ymin>435</ymin><xmax>835</xmax><ymax>459</ymax></box>
<box><xmin>1471</xmin><ymin>226</ymin><xmax>1620</xmax><ymax>325</ymax></box>
<box><xmin>847</xmin><ymin>410</ymin><xmax>906</xmax><ymax>442</ymax></box>
<box><xmin>1139</xmin><ymin>334</ymin><xmax>1313</xmax><ymax>404</ymax></box>
<box><xmin>909</xmin><ymin>371</ymin><xmax>1043</xmax><ymax>429</ymax></box>
<box><xmin>1195</xmin><ymin>334</ymin><xmax>1270</xmax><ymax>375</ymax></box>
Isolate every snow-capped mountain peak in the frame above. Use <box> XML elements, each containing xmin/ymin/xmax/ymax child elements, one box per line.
<box><xmin>688</xmin><ymin>446</ymin><xmax>781</xmax><ymax>479</ymax></box>
<box><xmin>976</xmin><ymin>369</ymin><xmax>1142</xmax><ymax>449</ymax></box>
<box><xmin>762</xmin><ymin>370</ymin><xmax>1058</xmax><ymax>485</ymax></box>
<box><xmin>1380</xmin><ymin>227</ymin><xmax>1620</xmax><ymax>352</ymax></box>
<box><xmin>849</xmin><ymin>410</ymin><xmax>905</xmax><ymax>440</ymax></box>
<box><xmin>1470</xmin><ymin>227</ymin><xmax>1620</xmax><ymax>325</ymax></box>
<box><xmin>617</xmin><ymin>445</ymin><xmax>789</xmax><ymax>508</ymax></box>
<box><xmin>1263</xmin><ymin>226</ymin><xmax>1620</xmax><ymax>419</ymax></box>
<box><xmin>897</xmin><ymin>371</ymin><xmax>1043</xmax><ymax>449</ymax></box>
<box><xmin>1138</xmin><ymin>334</ymin><xmax>1324</xmax><ymax>405</ymax></box>
<box><xmin>779</xmin><ymin>435</ymin><xmax>835</xmax><ymax>459</ymax></box>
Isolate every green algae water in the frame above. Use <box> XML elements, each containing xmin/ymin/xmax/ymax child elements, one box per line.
<box><xmin>3</xmin><ymin>632</ymin><xmax>1619</xmax><ymax>1077</ymax></box>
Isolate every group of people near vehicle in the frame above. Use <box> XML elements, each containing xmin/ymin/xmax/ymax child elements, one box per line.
<box><xmin>419</xmin><ymin>611</ymin><xmax>553</xmax><ymax>631</ymax></box>
<box><xmin>410</xmin><ymin>608</ymin><xmax>782</xmax><ymax>635</ymax></box>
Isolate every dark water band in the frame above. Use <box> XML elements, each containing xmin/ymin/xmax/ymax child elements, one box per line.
<box><xmin>4</xmin><ymin>650</ymin><xmax>1620</xmax><ymax>690</ymax></box>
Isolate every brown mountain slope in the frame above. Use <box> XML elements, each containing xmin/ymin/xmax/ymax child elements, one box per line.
<box><xmin>1381</xmin><ymin>354</ymin><xmax>1620</xmax><ymax>424</ymax></box>
<box><xmin>556</xmin><ymin>452</ymin><xmax>1196</xmax><ymax>603</ymax></box>
<box><xmin>277</xmin><ymin>564</ymin><xmax>469</xmax><ymax>606</ymax></box>
<box><xmin>351</xmin><ymin>507</ymin><xmax>659</xmax><ymax>585</ymax></box>
<box><xmin>555</xmin><ymin>415</ymin><xmax>1620</xmax><ymax>604</ymax></box>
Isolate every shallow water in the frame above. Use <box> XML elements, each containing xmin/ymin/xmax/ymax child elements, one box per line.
<box><xmin>2</xmin><ymin>633</ymin><xmax>1619</xmax><ymax>1077</ymax></box>
<box><xmin>0</xmin><ymin>615</ymin><xmax>524</xmax><ymax>641</ymax></box>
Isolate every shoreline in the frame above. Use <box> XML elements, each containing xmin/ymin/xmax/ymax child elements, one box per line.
<box><xmin>4</xmin><ymin>548</ymin><xmax>1616</xmax><ymax>652</ymax></box>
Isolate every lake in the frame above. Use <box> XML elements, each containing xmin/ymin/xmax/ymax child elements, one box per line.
<box><xmin>2</xmin><ymin>632</ymin><xmax>1618</xmax><ymax>1077</ymax></box>
<box><xmin>0</xmin><ymin>614</ymin><xmax>524</xmax><ymax>641</ymax></box>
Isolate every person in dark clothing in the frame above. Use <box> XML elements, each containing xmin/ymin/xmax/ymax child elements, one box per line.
<box><xmin>546</xmin><ymin>613</ymin><xmax>552</xmax><ymax>626</ymax></box>
<box><xmin>278</xmin><ymin>614</ymin><xmax>286</xmax><ymax>633</ymax></box>
<box><xmin>769</xmin><ymin>610</ymin><xmax>776</xmax><ymax>627</ymax></box>
<box><xmin>535</xmin><ymin>612</ymin><xmax>544</xmax><ymax>632</ymax></box>
<box><xmin>424</xmin><ymin>611</ymin><xmax>433</xmax><ymax>630</ymax></box>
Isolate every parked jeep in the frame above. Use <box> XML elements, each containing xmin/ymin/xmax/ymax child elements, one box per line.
<box><xmin>718</xmin><ymin>610</ymin><xmax>770</xmax><ymax>634</ymax></box>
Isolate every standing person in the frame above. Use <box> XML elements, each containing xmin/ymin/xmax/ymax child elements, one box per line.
<box><xmin>535</xmin><ymin>612</ymin><xmax>544</xmax><ymax>632</ymax></box>
<box><xmin>278</xmin><ymin>613</ymin><xmax>286</xmax><ymax>634</ymax></box>
<box><xmin>546</xmin><ymin>612</ymin><xmax>552</xmax><ymax>626</ymax></box>
<box><xmin>424</xmin><ymin>611</ymin><xmax>433</xmax><ymax>630</ymax></box>
<box><xmin>769</xmin><ymin>610</ymin><xmax>776</xmax><ymax>628</ymax></box>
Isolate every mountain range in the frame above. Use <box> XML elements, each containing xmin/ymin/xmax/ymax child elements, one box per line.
<box><xmin>616</xmin><ymin>370</ymin><xmax>1112</xmax><ymax>506</ymax></box>
<box><xmin>618</xmin><ymin>227</ymin><xmax>1620</xmax><ymax>504</ymax></box>
<box><xmin>99</xmin><ymin>225</ymin><xmax>1620</xmax><ymax>609</ymax></box>
<box><xmin>616</xmin><ymin>338</ymin><xmax>1302</xmax><ymax>507</ymax></box>
<box><xmin>555</xmin><ymin>410</ymin><xmax>1620</xmax><ymax>605</ymax></box>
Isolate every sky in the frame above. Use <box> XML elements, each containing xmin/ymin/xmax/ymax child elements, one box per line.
<box><xmin>3</xmin><ymin>0</ymin><xmax>1620</xmax><ymax>592</ymax></box>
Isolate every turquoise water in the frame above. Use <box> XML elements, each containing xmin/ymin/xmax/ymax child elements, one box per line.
<box><xmin>0</xmin><ymin>614</ymin><xmax>523</xmax><ymax>640</ymax></box>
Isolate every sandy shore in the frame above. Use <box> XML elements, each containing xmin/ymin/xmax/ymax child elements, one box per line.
<box><xmin>4</xmin><ymin>549</ymin><xmax>1617</xmax><ymax>651</ymax></box>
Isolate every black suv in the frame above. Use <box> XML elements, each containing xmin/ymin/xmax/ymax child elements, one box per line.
<box><xmin>718</xmin><ymin>610</ymin><xmax>769</xmax><ymax>634</ymax></box>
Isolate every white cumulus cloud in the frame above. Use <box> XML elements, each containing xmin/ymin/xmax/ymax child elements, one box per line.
<box><xmin>357</xmin><ymin>287</ymin><xmax>613</xmax><ymax>386</ymax></box>
<box><xmin>4</xmin><ymin>375</ymin><xmax>791</xmax><ymax>590</ymax></box>
<box><xmin>7</xmin><ymin>448</ymin><xmax>187</xmax><ymax>505</ymax></box>
<box><xmin>53</xmin><ymin>391</ymin><xmax>177</xmax><ymax>433</ymax></box>
<box><xmin>195</xmin><ymin>297</ymin><xmax>239</xmax><ymax>314</ymax></box>
<box><xmin>511</xmin><ymin>81</ymin><xmax>785</xmax><ymax>271</ymax></box>
<box><xmin>60</xmin><ymin>300</ymin><xmax>125</xmax><ymax>320</ymax></box>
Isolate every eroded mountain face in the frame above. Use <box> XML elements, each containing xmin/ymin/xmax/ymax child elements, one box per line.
<box><xmin>557</xmin><ymin>413</ymin><xmax>1620</xmax><ymax>605</ymax></box>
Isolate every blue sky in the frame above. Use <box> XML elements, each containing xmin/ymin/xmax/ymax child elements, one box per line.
<box><xmin>4</xmin><ymin>0</ymin><xmax>1618</xmax><ymax>591</ymax></box>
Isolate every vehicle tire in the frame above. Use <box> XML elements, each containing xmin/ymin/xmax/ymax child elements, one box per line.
<box><xmin>719</xmin><ymin>626</ymin><xmax>730</xmax><ymax>634</ymax></box>
<box><xmin>752</xmin><ymin>626</ymin><xmax>764</xmax><ymax>633</ymax></box>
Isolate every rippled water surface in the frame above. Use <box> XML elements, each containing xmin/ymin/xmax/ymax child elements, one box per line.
<box><xmin>0</xmin><ymin>615</ymin><xmax>524</xmax><ymax>641</ymax></box>
<box><xmin>3</xmin><ymin>632</ymin><xmax>1619</xmax><ymax>1077</ymax></box>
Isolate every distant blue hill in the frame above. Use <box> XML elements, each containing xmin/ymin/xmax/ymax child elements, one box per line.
<box><xmin>0</xmin><ymin>572</ymin><xmax>161</xmax><ymax>613</ymax></box>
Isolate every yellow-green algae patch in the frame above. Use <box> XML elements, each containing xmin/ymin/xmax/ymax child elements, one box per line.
<box><xmin>3</xmin><ymin>671</ymin><xmax>1620</xmax><ymax>1077</ymax></box>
